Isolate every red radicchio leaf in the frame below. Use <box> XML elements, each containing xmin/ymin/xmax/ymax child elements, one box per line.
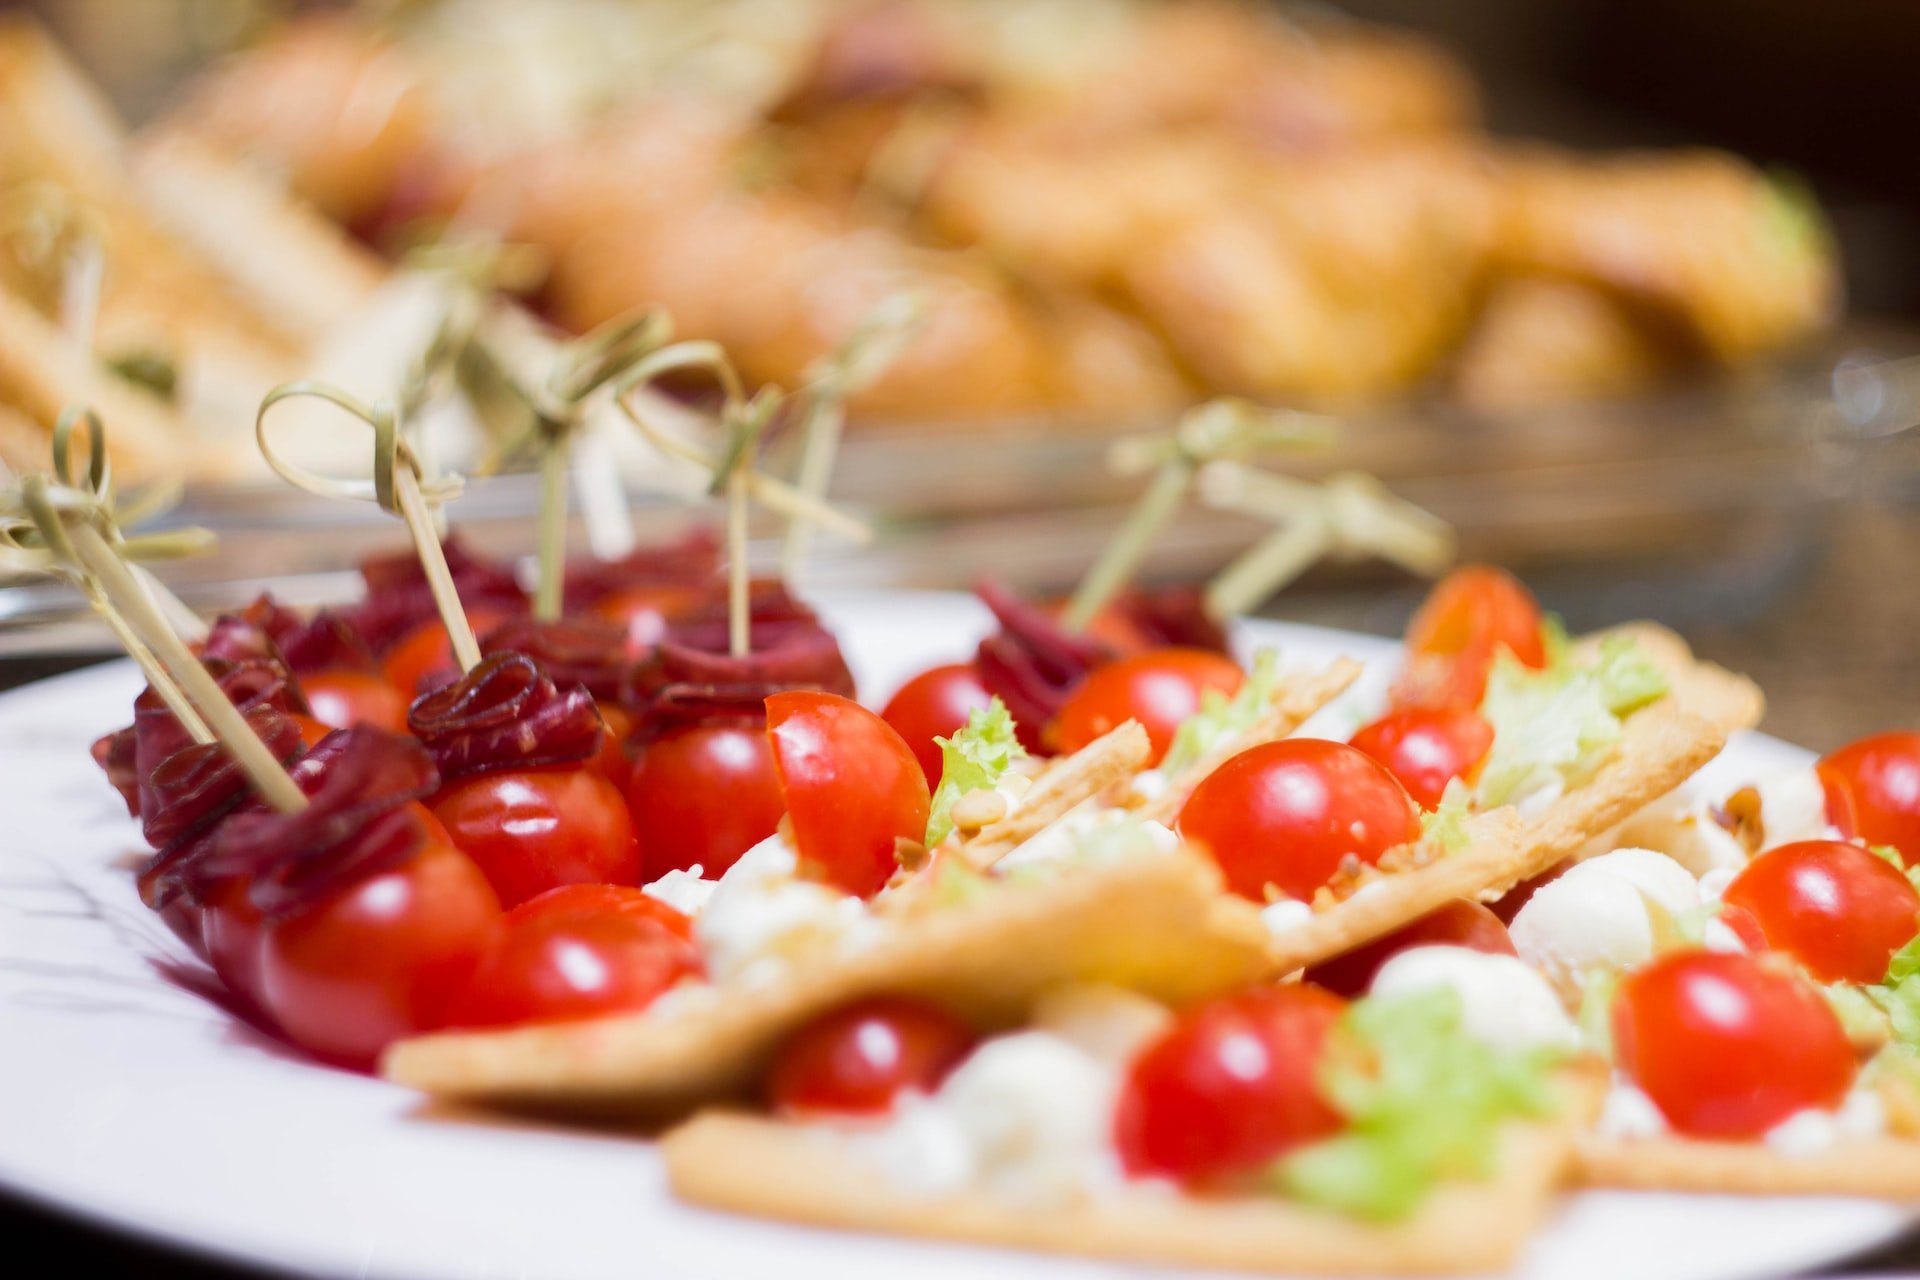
<box><xmin>480</xmin><ymin>616</ymin><xmax>634</xmax><ymax>703</ymax></box>
<box><xmin>407</xmin><ymin>652</ymin><xmax>603</xmax><ymax>782</ymax></box>
<box><xmin>563</xmin><ymin>526</ymin><xmax>721</xmax><ymax>610</ymax></box>
<box><xmin>973</xmin><ymin>579</ymin><xmax>1117</xmax><ymax>754</ymax></box>
<box><xmin>349</xmin><ymin>534</ymin><xmax>527</xmax><ymax>654</ymax></box>
<box><xmin>1115</xmin><ymin>585</ymin><xmax>1231</xmax><ymax>655</ymax></box>
<box><xmin>112</xmin><ymin>658</ymin><xmax>310</xmax><ymax>823</ymax></box>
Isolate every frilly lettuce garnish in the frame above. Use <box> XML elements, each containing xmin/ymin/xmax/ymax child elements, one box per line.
<box><xmin>924</xmin><ymin>697</ymin><xmax>1026</xmax><ymax>848</ymax></box>
<box><xmin>1271</xmin><ymin>987</ymin><xmax>1562</xmax><ymax>1221</ymax></box>
<box><xmin>1418</xmin><ymin>779</ymin><xmax>1472</xmax><ymax>854</ymax></box>
<box><xmin>1576</xmin><ymin>967</ymin><xmax>1622</xmax><ymax>1058</ymax></box>
<box><xmin>1473</xmin><ymin>623</ymin><xmax>1668</xmax><ymax>810</ymax></box>
<box><xmin>1159</xmin><ymin>648</ymin><xmax>1282</xmax><ymax>777</ymax></box>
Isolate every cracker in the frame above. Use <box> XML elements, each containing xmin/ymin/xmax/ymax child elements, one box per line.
<box><xmin>959</xmin><ymin>721</ymin><xmax>1149</xmax><ymax>867</ymax></box>
<box><xmin>382</xmin><ymin>849</ymin><xmax>1272</xmax><ymax>1117</ymax></box>
<box><xmin>663</xmin><ymin>1069</ymin><xmax>1602</xmax><ymax>1276</ymax></box>
<box><xmin>1578</xmin><ymin>622</ymin><xmax>1764</xmax><ymax>733</ymax></box>
<box><xmin>1576</xmin><ymin>1133</ymin><xmax>1920</xmax><ymax>1198</ymax></box>
<box><xmin>1247</xmin><ymin>701</ymin><xmax>1726</xmax><ymax>975</ymax></box>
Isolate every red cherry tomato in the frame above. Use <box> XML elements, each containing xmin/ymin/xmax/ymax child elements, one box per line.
<box><xmin>1488</xmin><ymin>858</ymin><xmax>1574</xmax><ymax>925</ymax></box>
<box><xmin>1050</xmin><ymin>649</ymin><xmax>1244</xmax><ymax>765</ymax></box>
<box><xmin>1303</xmin><ymin>900</ymin><xmax>1517</xmax><ymax>997</ymax></box>
<box><xmin>1178</xmin><ymin>739</ymin><xmax>1421</xmax><ymax>901</ymax></box>
<box><xmin>259</xmin><ymin>831</ymin><xmax>502</xmax><ymax>1066</ymax></box>
<box><xmin>880</xmin><ymin>663</ymin><xmax>994</xmax><ymax>785</ymax></box>
<box><xmin>292</xmin><ymin>714</ymin><xmax>335</xmax><ymax>749</ymax></box>
<box><xmin>625</xmin><ymin>721</ymin><xmax>786</xmax><ymax>880</ymax></box>
<box><xmin>508</xmin><ymin>882</ymin><xmax>694</xmax><ymax>942</ymax></box>
<box><xmin>590</xmin><ymin>703</ymin><xmax>635</xmax><ymax>793</ymax></box>
<box><xmin>1612</xmin><ymin>950</ymin><xmax>1854</xmax><ymax>1139</ymax></box>
<box><xmin>1818</xmin><ymin>732</ymin><xmax>1920</xmax><ymax>864</ymax></box>
<box><xmin>766</xmin><ymin>996</ymin><xmax>977</xmax><ymax>1115</ymax></box>
<box><xmin>1394</xmin><ymin>566</ymin><xmax>1546</xmax><ymax>710</ymax></box>
<box><xmin>442</xmin><ymin>908</ymin><xmax>700</xmax><ymax>1029</ymax></box>
<box><xmin>1722</xmin><ymin>840</ymin><xmax>1920</xmax><ymax>984</ymax></box>
<box><xmin>1115</xmin><ymin>985</ymin><xmax>1347</xmax><ymax>1183</ymax></box>
<box><xmin>381</xmin><ymin>610</ymin><xmax>508</xmax><ymax>698</ymax></box>
<box><xmin>592</xmin><ymin>584</ymin><xmax>706</xmax><ymax>656</ymax></box>
<box><xmin>203</xmin><ymin>875</ymin><xmax>268</xmax><ymax>1009</ymax></box>
<box><xmin>766</xmin><ymin>691</ymin><xmax>931</xmax><ymax>898</ymax></box>
<box><xmin>302</xmin><ymin>668</ymin><xmax>410</xmax><ymax>734</ymax></box>
<box><xmin>431</xmin><ymin>766</ymin><xmax>640</xmax><ymax>910</ymax></box>
<box><xmin>1717</xmin><ymin>902</ymin><xmax>1770</xmax><ymax>953</ymax></box>
<box><xmin>1348</xmin><ymin>706</ymin><xmax>1494</xmax><ymax>810</ymax></box>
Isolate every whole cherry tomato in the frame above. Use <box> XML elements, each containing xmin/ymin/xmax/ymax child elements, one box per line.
<box><xmin>1115</xmin><ymin>985</ymin><xmax>1347</xmax><ymax>1183</ymax></box>
<box><xmin>259</xmin><ymin>831</ymin><xmax>502</xmax><ymax>1066</ymax></box>
<box><xmin>593</xmin><ymin>584</ymin><xmax>707</xmax><ymax>656</ymax></box>
<box><xmin>203</xmin><ymin>875</ymin><xmax>267</xmax><ymax>1009</ymax></box>
<box><xmin>1348</xmin><ymin>706</ymin><xmax>1494</xmax><ymax>810</ymax></box>
<box><xmin>1303</xmin><ymin>900</ymin><xmax>1517</xmax><ymax>997</ymax></box>
<box><xmin>590</xmin><ymin>703</ymin><xmax>635</xmax><ymax>793</ymax></box>
<box><xmin>1612</xmin><ymin>950</ymin><xmax>1853</xmax><ymax>1139</ymax></box>
<box><xmin>1722</xmin><ymin>840</ymin><xmax>1920</xmax><ymax>984</ymax></box>
<box><xmin>1050</xmin><ymin>649</ymin><xmax>1244</xmax><ymax>765</ymax></box>
<box><xmin>291</xmin><ymin>714</ymin><xmax>336</xmax><ymax>750</ymax></box>
<box><xmin>1488</xmin><ymin>858</ymin><xmax>1574</xmax><ymax>925</ymax></box>
<box><xmin>625</xmin><ymin>721</ymin><xmax>786</xmax><ymax>880</ymax></box>
<box><xmin>442</xmin><ymin>908</ymin><xmax>700</xmax><ymax>1029</ymax></box>
<box><xmin>1178</xmin><ymin>739</ymin><xmax>1421</xmax><ymax>901</ymax></box>
<box><xmin>431</xmin><ymin>766</ymin><xmax>640</xmax><ymax>910</ymax></box>
<box><xmin>1394</xmin><ymin>565</ymin><xmax>1546</xmax><ymax>710</ymax></box>
<box><xmin>381</xmin><ymin>610</ymin><xmax>508</xmax><ymax>698</ymax></box>
<box><xmin>766</xmin><ymin>691</ymin><xmax>931</xmax><ymax>897</ymax></box>
<box><xmin>302</xmin><ymin>669</ymin><xmax>410</xmax><ymax>734</ymax></box>
<box><xmin>508</xmin><ymin>883</ymin><xmax>694</xmax><ymax>942</ymax></box>
<box><xmin>766</xmin><ymin>996</ymin><xmax>977</xmax><ymax>1115</ymax></box>
<box><xmin>1818</xmin><ymin>732</ymin><xmax>1920</xmax><ymax>864</ymax></box>
<box><xmin>880</xmin><ymin>663</ymin><xmax>994</xmax><ymax>785</ymax></box>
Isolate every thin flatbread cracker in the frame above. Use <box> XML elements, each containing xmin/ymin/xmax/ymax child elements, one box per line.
<box><xmin>663</xmin><ymin>1070</ymin><xmax>1603</xmax><ymax>1276</ymax></box>
<box><xmin>382</xmin><ymin>849</ymin><xmax>1270</xmax><ymax>1117</ymax></box>
<box><xmin>1578</xmin><ymin>622</ymin><xmax>1764</xmax><ymax>733</ymax></box>
<box><xmin>1576</xmin><ymin>1133</ymin><xmax>1920</xmax><ymax>1198</ymax></box>
<box><xmin>959</xmin><ymin>721</ymin><xmax>1149</xmax><ymax>866</ymax></box>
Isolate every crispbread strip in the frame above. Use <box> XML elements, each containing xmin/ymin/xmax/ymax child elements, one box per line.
<box><xmin>1248</xmin><ymin>702</ymin><xmax>1726</xmax><ymax>976</ymax></box>
<box><xmin>663</xmin><ymin>1070</ymin><xmax>1603</xmax><ymax>1276</ymax></box>
<box><xmin>382</xmin><ymin>850</ymin><xmax>1271</xmax><ymax>1117</ymax></box>
<box><xmin>1578</xmin><ymin>622</ymin><xmax>1764</xmax><ymax>734</ymax></box>
<box><xmin>1136</xmin><ymin>656</ymin><xmax>1364</xmax><ymax>828</ymax></box>
<box><xmin>959</xmin><ymin>721</ymin><xmax>1149</xmax><ymax>867</ymax></box>
<box><xmin>1576</xmin><ymin>1134</ymin><xmax>1920</xmax><ymax>1197</ymax></box>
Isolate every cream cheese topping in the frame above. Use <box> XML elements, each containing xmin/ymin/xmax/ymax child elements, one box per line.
<box><xmin>1370</xmin><ymin>945</ymin><xmax>1580</xmax><ymax>1053</ymax></box>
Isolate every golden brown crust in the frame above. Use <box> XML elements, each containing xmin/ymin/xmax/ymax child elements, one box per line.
<box><xmin>1577</xmin><ymin>621</ymin><xmax>1765</xmax><ymax>734</ymax></box>
<box><xmin>959</xmin><ymin>720</ymin><xmax>1149</xmax><ymax>867</ymax></box>
<box><xmin>1576</xmin><ymin>1133</ymin><xmax>1920</xmax><ymax>1197</ymax></box>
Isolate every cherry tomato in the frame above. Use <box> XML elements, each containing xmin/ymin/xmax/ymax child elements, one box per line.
<box><xmin>442</xmin><ymin>908</ymin><xmax>700</xmax><ymax>1029</ymax></box>
<box><xmin>158</xmin><ymin>897</ymin><xmax>205</xmax><ymax>957</ymax></box>
<box><xmin>880</xmin><ymin>663</ymin><xmax>994</xmax><ymax>785</ymax></box>
<box><xmin>1050</xmin><ymin>649</ymin><xmax>1244</xmax><ymax>764</ymax></box>
<box><xmin>508</xmin><ymin>883</ymin><xmax>694</xmax><ymax>942</ymax></box>
<box><xmin>1612</xmin><ymin>950</ymin><xmax>1853</xmax><ymax>1139</ymax></box>
<box><xmin>1348</xmin><ymin>706</ymin><xmax>1494</xmax><ymax>810</ymax></box>
<box><xmin>1717</xmin><ymin>902</ymin><xmax>1770</xmax><ymax>953</ymax></box>
<box><xmin>590</xmin><ymin>703</ymin><xmax>635</xmax><ymax>793</ymax></box>
<box><xmin>302</xmin><ymin>668</ymin><xmax>410</xmax><ymax>734</ymax></box>
<box><xmin>1722</xmin><ymin>840</ymin><xmax>1920</xmax><ymax>984</ymax></box>
<box><xmin>259</xmin><ymin>832</ymin><xmax>502</xmax><ymax>1066</ymax></box>
<box><xmin>1303</xmin><ymin>900</ymin><xmax>1517</xmax><ymax>997</ymax></box>
<box><xmin>203</xmin><ymin>875</ymin><xmax>268</xmax><ymax>1011</ymax></box>
<box><xmin>593</xmin><ymin>584</ymin><xmax>706</xmax><ymax>656</ymax></box>
<box><xmin>1115</xmin><ymin>985</ymin><xmax>1347</xmax><ymax>1183</ymax></box>
<box><xmin>381</xmin><ymin>610</ymin><xmax>508</xmax><ymax>698</ymax></box>
<box><xmin>1488</xmin><ymin>858</ymin><xmax>1574</xmax><ymax>925</ymax></box>
<box><xmin>1818</xmin><ymin>732</ymin><xmax>1920</xmax><ymax>864</ymax></box>
<box><xmin>766</xmin><ymin>996</ymin><xmax>977</xmax><ymax>1115</ymax></box>
<box><xmin>431</xmin><ymin>766</ymin><xmax>640</xmax><ymax>910</ymax></box>
<box><xmin>291</xmin><ymin>714</ymin><xmax>335</xmax><ymax>749</ymax></box>
<box><xmin>625</xmin><ymin>721</ymin><xmax>785</xmax><ymax>880</ymax></box>
<box><xmin>1394</xmin><ymin>566</ymin><xmax>1546</xmax><ymax>710</ymax></box>
<box><xmin>766</xmin><ymin>691</ymin><xmax>931</xmax><ymax>898</ymax></box>
<box><xmin>1178</xmin><ymin>739</ymin><xmax>1421</xmax><ymax>902</ymax></box>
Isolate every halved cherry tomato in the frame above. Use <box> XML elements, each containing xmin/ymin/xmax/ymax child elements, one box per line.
<box><xmin>302</xmin><ymin>669</ymin><xmax>410</xmax><ymax>734</ymax></box>
<box><xmin>1178</xmin><ymin>739</ymin><xmax>1421</xmax><ymax>902</ymax></box>
<box><xmin>431</xmin><ymin>766</ymin><xmax>641</xmax><ymax>910</ymax></box>
<box><xmin>259</xmin><ymin>830</ymin><xmax>502</xmax><ymax>1067</ymax></box>
<box><xmin>1612</xmin><ymin>949</ymin><xmax>1853</xmax><ymax>1139</ymax></box>
<box><xmin>625</xmin><ymin>721</ymin><xmax>786</xmax><ymax>880</ymax></box>
<box><xmin>442</xmin><ymin>907</ymin><xmax>700</xmax><ymax>1029</ymax></box>
<box><xmin>766</xmin><ymin>691</ymin><xmax>931</xmax><ymax>898</ymax></box>
<box><xmin>590</xmin><ymin>703</ymin><xmax>635</xmax><ymax>793</ymax></box>
<box><xmin>1818</xmin><ymin>732</ymin><xmax>1920</xmax><ymax>864</ymax></box>
<box><xmin>1394</xmin><ymin>566</ymin><xmax>1546</xmax><ymax>710</ymax></box>
<box><xmin>508</xmin><ymin>883</ymin><xmax>694</xmax><ymax>942</ymax></box>
<box><xmin>1303</xmin><ymin>900</ymin><xmax>1516</xmax><ymax>997</ymax></box>
<box><xmin>1722</xmin><ymin>840</ymin><xmax>1920</xmax><ymax>984</ymax></box>
<box><xmin>381</xmin><ymin>610</ymin><xmax>508</xmax><ymax>698</ymax></box>
<box><xmin>1115</xmin><ymin>985</ymin><xmax>1347</xmax><ymax>1183</ymax></box>
<box><xmin>1050</xmin><ymin>648</ymin><xmax>1244</xmax><ymax>764</ymax></box>
<box><xmin>1348</xmin><ymin>706</ymin><xmax>1494</xmax><ymax>810</ymax></box>
<box><xmin>880</xmin><ymin>663</ymin><xmax>994</xmax><ymax>785</ymax></box>
<box><xmin>766</xmin><ymin>996</ymin><xmax>976</xmax><ymax>1115</ymax></box>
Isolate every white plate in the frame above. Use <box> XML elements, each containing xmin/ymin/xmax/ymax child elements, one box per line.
<box><xmin>0</xmin><ymin>590</ymin><xmax>1908</xmax><ymax>1280</ymax></box>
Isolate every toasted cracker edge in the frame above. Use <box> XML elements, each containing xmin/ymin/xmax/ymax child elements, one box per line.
<box><xmin>1578</xmin><ymin>622</ymin><xmax>1764</xmax><ymax>734</ymax></box>
<box><xmin>960</xmin><ymin>721</ymin><xmax>1149</xmax><ymax>866</ymax></box>
<box><xmin>1576</xmin><ymin>1132</ymin><xmax>1920</xmax><ymax>1198</ymax></box>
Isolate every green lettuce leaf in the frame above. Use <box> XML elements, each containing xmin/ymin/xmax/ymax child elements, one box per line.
<box><xmin>1474</xmin><ymin>631</ymin><xmax>1668</xmax><ymax>810</ymax></box>
<box><xmin>1272</xmin><ymin>988</ymin><xmax>1561</xmax><ymax>1221</ymax></box>
<box><xmin>1576</xmin><ymin>966</ymin><xmax>1622</xmax><ymax>1059</ymax></box>
<box><xmin>1160</xmin><ymin>648</ymin><xmax>1282</xmax><ymax>778</ymax></box>
<box><xmin>923</xmin><ymin>698</ymin><xmax>1026</xmax><ymax>847</ymax></box>
<box><xmin>1418</xmin><ymin>779</ymin><xmax>1472</xmax><ymax>855</ymax></box>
